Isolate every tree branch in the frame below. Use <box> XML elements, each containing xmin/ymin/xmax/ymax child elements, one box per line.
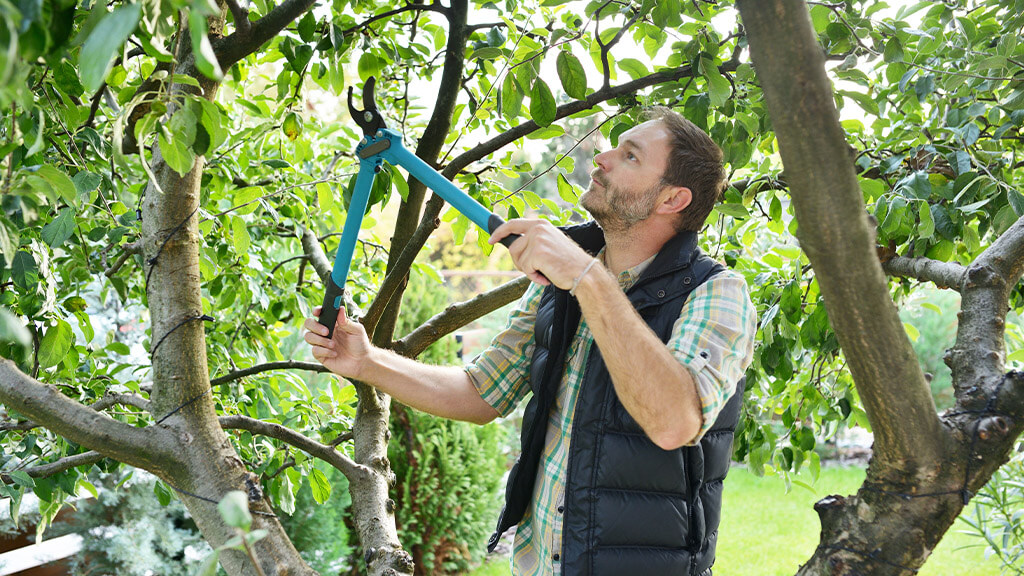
<box><xmin>225</xmin><ymin>0</ymin><xmax>250</xmax><ymax>34</ymax></box>
<box><xmin>213</xmin><ymin>0</ymin><xmax>318</xmax><ymax>71</ymax></box>
<box><xmin>737</xmin><ymin>0</ymin><xmax>945</xmax><ymax>468</ymax></box>
<box><xmin>219</xmin><ymin>415</ymin><xmax>371</xmax><ymax>482</ymax></box>
<box><xmin>882</xmin><ymin>256</ymin><xmax>966</xmax><ymax>290</ymax></box>
<box><xmin>338</xmin><ymin>2</ymin><xmax>447</xmax><ymax>37</ymax></box>
<box><xmin>1</xmin><ymin>451</ymin><xmax>106</xmax><ymax>484</ymax></box>
<box><xmin>210</xmin><ymin>361</ymin><xmax>329</xmax><ymax>386</ymax></box>
<box><xmin>946</xmin><ymin>216</ymin><xmax>1024</xmax><ymax>394</ymax></box>
<box><xmin>392</xmin><ymin>275</ymin><xmax>529</xmax><ymax>358</ymax></box>
<box><xmin>1</xmin><ymin>392</ymin><xmax>150</xmax><ymax>433</ymax></box>
<box><xmin>0</xmin><ymin>360</ymin><xmax>176</xmax><ymax>471</ymax></box>
<box><xmin>300</xmin><ymin>225</ymin><xmax>332</xmax><ymax>283</ymax></box>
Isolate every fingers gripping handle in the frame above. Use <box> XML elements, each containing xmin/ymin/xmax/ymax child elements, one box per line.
<box><xmin>487</xmin><ymin>214</ymin><xmax>520</xmax><ymax>248</ymax></box>
<box><xmin>318</xmin><ymin>276</ymin><xmax>345</xmax><ymax>339</ymax></box>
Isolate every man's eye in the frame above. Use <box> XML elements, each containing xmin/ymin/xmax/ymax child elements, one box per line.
<box><xmin>626</xmin><ymin>152</ymin><xmax>637</xmax><ymax>161</ymax></box>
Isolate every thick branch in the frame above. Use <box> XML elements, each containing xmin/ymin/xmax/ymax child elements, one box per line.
<box><xmin>210</xmin><ymin>361</ymin><xmax>329</xmax><ymax>386</ymax></box>
<box><xmin>219</xmin><ymin>415</ymin><xmax>370</xmax><ymax>482</ymax></box>
<box><xmin>976</xmin><ymin>214</ymin><xmax>1024</xmax><ymax>287</ymax></box>
<box><xmin>737</xmin><ymin>0</ymin><xmax>944</xmax><ymax>468</ymax></box>
<box><xmin>2</xmin><ymin>392</ymin><xmax>149</xmax><ymax>432</ymax></box>
<box><xmin>372</xmin><ymin>0</ymin><xmax>470</xmax><ymax>344</ymax></box>
<box><xmin>300</xmin><ymin>225</ymin><xmax>332</xmax><ymax>283</ymax></box>
<box><xmin>225</xmin><ymin>0</ymin><xmax>250</xmax><ymax>34</ymax></box>
<box><xmin>392</xmin><ymin>275</ymin><xmax>529</xmax><ymax>358</ymax></box>
<box><xmin>1</xmin><ymin>451</ymin><xmax>106</xmax><ymax>484</ymax></box>
<box><xmin>0</xmin><ymin>360</ymin><xmax>176</xmax><ymax>472</ymax></box>
<box><xmin>882</xmin><ymin>256</ymin><xmax>966</xmax><ymax>290</ymax></box>
<box><xmin>214</xmin><ymin>0</ymin><xmax>317</xmax><ymax>70</ymax></box>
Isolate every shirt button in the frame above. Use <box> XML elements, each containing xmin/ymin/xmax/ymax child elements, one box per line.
<box><xmin>553</xmin><ymin>553</ymin><xmax>560</xmax><ymax>561</ymax></box>
<box><xmin>557</xmin><ymin>505</ymin><xmax>564</xmax><ymax>513</ymax></box>
<box><xmin>657</xmin><ymin>289</ymin><xmax>666</xmax><ymax>298</ymax></box>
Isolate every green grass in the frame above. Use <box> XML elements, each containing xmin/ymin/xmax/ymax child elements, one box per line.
<box><xmin>469</xmin><ymin>465</ymin><xmax>1002</xmax><ymax>576</ymax></box>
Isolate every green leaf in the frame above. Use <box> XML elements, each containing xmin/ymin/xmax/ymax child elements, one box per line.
<box><xmin>618</xmin><ymin>58</ymin><xmax>649</xmax><ymax>80</ymax></box>
<box><xmin>500</xmin><ymin>74</ymin><xmax>523</xmax><ymax>119</ymax></box>
<box><xmin>529</xmin><ymin>78</ymin><xmax>557</xmax><ymax>127</ymax></box>
<box><xmin>0</xmin><ymin>307</ymin><xmax>31</xmax><ymax>347</ymax></box>
<box><xmin>154</xmin><ymin>480</ymin><xmax>173</xmax><ymax>506</ymax></box>
<box><xmin>1008</xmin><ymin>349</ymin><xmax>1024</xmax><ymax>364</ymax></box>
<box><xmin>556</xmin><ymin>50</ymin><xmax>587</xmax><ymax>100</ymax></box>
<box><xmin>189</xmin><ymin>8</ymin><xmax>223</xmax><ymax>80</ymax></box>
<box><xmin>357</xmin><ymin>52</ymin><xmax>379</xmax><ymax>82</ymax></box>
<box><xmin>297</xmin><ymin>11</ymin><xmax>316</xmax><ymax>43</ymax></box>
<box><xmin>231</xmin><ymin>217</ymin><xmax>251</xmax><ymax>254</ymax></box>
<box><xmin>35</xmin><ymin>165</ymin><xmax>77</xmax><ymax>204</ymax></box>
<box><xmin>903</xmin><ymin>321</ymin><xmax>920</xmax><ymax>342</ymax></box>
<box><xmin>38</xmin><ymin>319</ymin><xmax>73</xmax><ymax>369</ymax></box>
<box><xmin>12</xmin><ymin>251</ymin><xmax>39</xmax><ymax>291</ymax></box>
<box><xmin>316</xmin><ymin>182</ymin><xmax>335</xmax><ymax>213</ymax></box>
<box><xmin>7</xmin><ymin>470</ymin><xmax>34</xmax><ymax>488</ymax></box>
<box><xmin>472</xmin><ymin>47</ymin><xmax>503</xmax><ymax>60</ymax></box>
<box><xmin>195</xmin><ymin>552</ymin><xmax>220</xmax><ymax>576</ymax></box>
<box><xmin>556</xmin><ymin>173</ymin><xmax>577</xmax><ymax>204</ymax></box>
<box><xmin>706</xmin><ymin>66</ymin><xmax>731</xmax><ymax>108</ymax></box>
<box><xmin>309</xmin><ymin>468</ymin><xmax>331</xmax><ymax>504</ymax></box>
<box><xmin>1008</xmin><ymin>188</ymin><xmax>1024</xmax><ymax>217</ymax></box>
<box><xmin>217</xmin><ymin>491</ymin><xmax>252</xmax><ymax>530</ymax></box>
<box><xmin>41</xmin><ymin>208</ymin><xmax>76</xmax><ymax>248</ymax></box>
<box><xmin>158</xmin><ymin>131</ymin><xmax>196</xmax><ymax>177</ymax></box>
<box><xmin>72</xmin><ymin>171</ymin><xmax>102</xmax><ymax>197</ymax></box>
<box><xmin>883</xmin><ymin>38</ymin><xmax>904</xmax><ymax>63</ymax></box>
<box><xmin>79</xmin><ymin>4</ymin><xmax>142</xmax><ymax>92</ymax></box>
<box><xmin>918</xmin><ymin>201</ymin><xmax>934</xmax><ymax>238</ymax></box>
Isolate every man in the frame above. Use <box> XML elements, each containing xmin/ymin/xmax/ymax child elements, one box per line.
<box><xmin>304</xmin><ymin>106</ymin><xmax>756</xmax><ymax>575</ymax></box>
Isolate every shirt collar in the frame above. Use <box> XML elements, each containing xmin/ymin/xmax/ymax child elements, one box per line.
<box><xmin>597</xmin><ymin>248</ymin><xmax>657</xmax><ymax>291</ymax></box>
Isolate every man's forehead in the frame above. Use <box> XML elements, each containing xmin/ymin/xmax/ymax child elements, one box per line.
<box><xmin>618</xmin><ymin>120</ymin><xmax>671</xmax><ymax>156</ymax></box>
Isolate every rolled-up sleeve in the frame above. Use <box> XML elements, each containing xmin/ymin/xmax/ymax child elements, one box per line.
<box><xmin>464</xmin><ymin>282</ymin><xmax>544</xmax><ymax>417</ymax></box>
<box><xmin>667</xmin><ymin>271</ymin><xmax>757</xmax><ymax>444</ymax></box>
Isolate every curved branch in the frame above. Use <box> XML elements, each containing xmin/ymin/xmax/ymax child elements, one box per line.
<box><xmin>300</xmin><ymin>225</ymin><xmax>332</xmax><ymax>283</ymax></box>
<box><xmin>1</xmin><ymin>391</ymin><xmax>150</xmax><ymax>433</ymax></box>
<box><xmin>392</xmin><ymin>275</ymin><xmax>529</xmax><ymax>358</ymax></box>
<box><xmin>1</xmin><ymin>451</ymin><xmax>106</xmax><ymax>484</ymax></box>
<box><xmin>0</xmin><ymin>360</ymin><xmax>176</xmax><ymax>471</ymax></box>
<box><xmin>738</xmin><ymin>0</ymin><xmax>944</xmax><ymax>467</ymax></box>
<box><xmin>219</xmin><ymin>415</ymin><xmax>371</xmax><ymax>482</ymax></box>
<box><xmin>882</xmin><ymin>256</ymin><xmax>966</xmax><ymax>290</ymax></box>
<box><xmin>210</xmin><ymin>361</ymin><xmax>329</xmax><ymax>386</ymax></box>
<box><xmin>946</xmin><ymin>216</ymin><xmax>1024</xmax><ymax>393</ymax></box>
<box><xmin>339</xmin><ymin>2</ymin><xmax>447</xmax><ymax>37</ymax></box>
<box><xmin>214</xmin><ymin>0</ymin><xmax>318</xmax><ymax>71</ymax></box>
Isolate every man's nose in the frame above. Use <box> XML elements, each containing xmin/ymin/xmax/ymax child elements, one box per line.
<box><xmin>594</xmin><ymin>149</ymin><xmax>610</xmax><ymax>170</ymax></box>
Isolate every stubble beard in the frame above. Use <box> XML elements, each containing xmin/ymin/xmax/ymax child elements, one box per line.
<box><xmin>582</xmin><ymin>171</ymin><xmax>663</xmax><ymax>233</ymax></box>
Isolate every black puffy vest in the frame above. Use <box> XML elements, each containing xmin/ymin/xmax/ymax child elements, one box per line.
<box><xmin>487</xmin><ymin>222</ymin><xmax>745</xmax><ymax>576</ymax></box>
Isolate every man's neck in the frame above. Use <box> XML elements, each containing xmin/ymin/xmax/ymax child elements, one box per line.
<box><xmin>601</xmin><ymin>222</ymin><xmax>676</xmax><ymax>276</ymax></box>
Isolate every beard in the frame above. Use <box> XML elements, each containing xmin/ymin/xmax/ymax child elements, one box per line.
<box><xmin>582</xmin><ymin>171</ymin><xmax>663</xmax><ymax>232</ymax></box>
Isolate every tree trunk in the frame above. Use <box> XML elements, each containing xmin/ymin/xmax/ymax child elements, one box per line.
<box><xmin>140</xmin><ymin>23</ymin><xmax>315</xmax><ymax>575</ymax></box>
<box><xmin>737</xmin><ymin>1</ymin><xmax>1024</xmax><ymax>574</ymax></box>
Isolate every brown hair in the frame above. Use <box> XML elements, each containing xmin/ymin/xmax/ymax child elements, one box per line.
<box><xmin>643</xmin><ymin>106</ymin><xmax>726</xmax><ymax>232</ymax></box>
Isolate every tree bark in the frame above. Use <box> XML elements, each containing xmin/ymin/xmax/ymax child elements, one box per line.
<box><xmin>737</xmin><ymin>1</ymin><xmax>1024</xmax><ymax>574</ymax></box>
<box><xmin>138</xmin><ymin>13</ymin><xmax>315</xmax><ymax>575</ymax></box>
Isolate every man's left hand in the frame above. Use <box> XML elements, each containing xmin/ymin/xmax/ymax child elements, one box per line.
<box><xmin>489</xmin><ymin>219</ymin><xmax>595</xmax><ymax>289</ymax></box>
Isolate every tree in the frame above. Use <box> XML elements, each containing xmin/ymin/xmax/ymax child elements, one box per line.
<box><xmin>2</xmin><ymin>0</ymin><xmax>1024</xmax><ymax>574</ymax></box>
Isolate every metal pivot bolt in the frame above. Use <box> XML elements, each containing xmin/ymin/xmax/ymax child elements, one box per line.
<box><xmin>363</xmin><ymin>111</ymin><xmax>374</xmax><ymax>123</ymax></box>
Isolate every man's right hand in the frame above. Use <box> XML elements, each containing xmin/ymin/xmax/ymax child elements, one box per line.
<box><xmin>304</xmin><ymin>306</ymin><xmax>372</xmax><ymax>380</ymax></box>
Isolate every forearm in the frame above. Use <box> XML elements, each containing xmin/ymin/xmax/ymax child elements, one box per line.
<box><xmin>574</xmin><ymin>267</ymin><xmax>702</xmax><ymax>449</ymax></box>
<box><xmin>359</xmin><ymin>348</ymin><xmax>500</xmax><ymax>425</ymax></box>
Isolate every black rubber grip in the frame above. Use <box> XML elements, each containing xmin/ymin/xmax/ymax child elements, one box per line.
<box><xmin>318</xmin><ymin>277</ymin><xmax>345</xmax><ymax>339</ymax></box>
<box><xmin>488</xmin><ymin>214</ymin><xmax>520</xmax><ymax>248</ymax></box>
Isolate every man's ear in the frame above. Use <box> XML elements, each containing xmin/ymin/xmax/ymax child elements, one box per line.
<box><xmin>655</xmin><ymin>186</ymin><xmax>692</xmax><ymax>216</ymax></box>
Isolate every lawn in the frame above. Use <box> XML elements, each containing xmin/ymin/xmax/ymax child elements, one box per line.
<box><xmin>470</xmin><ymin>465</ymin><xmax>1001</xmax><ymax>575</ymax></box>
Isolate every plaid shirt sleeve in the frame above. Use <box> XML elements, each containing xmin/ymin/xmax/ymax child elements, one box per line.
<box><xmin>667</xmin><ymin>270</ymin><xmax>757</xmax><ymax>445</ymax></box>
<box><xmin>463</xmin><ymin>281</ymin><xmax>544</xmax><ymax>417</ymax></box>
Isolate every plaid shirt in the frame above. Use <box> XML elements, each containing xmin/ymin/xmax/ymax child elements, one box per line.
<box><xmin>464</xmin><ymin>254</ymin><xmax>757</xmax><ymax>576</ymax></box>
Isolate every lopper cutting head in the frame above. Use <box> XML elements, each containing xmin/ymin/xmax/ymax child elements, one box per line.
<box><xmin>347</xmin><ymin>76</ymin><xmax>387</xmax><ymax>136</ymax></box>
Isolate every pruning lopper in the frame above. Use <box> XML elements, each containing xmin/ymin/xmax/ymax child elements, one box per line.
<box><xmin>318</xmin><ymin>77</ymin><xmax>520</xmax><ymax>336</ymax></box>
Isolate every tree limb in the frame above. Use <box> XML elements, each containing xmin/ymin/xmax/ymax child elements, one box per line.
<box><xmin>213</xmin><ymin>0</ymin><xmax>318</xmax><ymax>71</ymax></box>
<box><xmin>219</xmin><ymin>415</ymin><xmax>371</xmax><ymax>482</ymax></box>
<box><xmin>392</xmin><ymin>275</ymin><xmax>529</xmax><ymax>358</ymax></box>
<box><xmin>338</xmin><ymin>2</ymin><xmax>447</xmax><ymax>37</ymax></box>
<box><xmin>0</xmin><ymin>360</ymin><xmax>177</xmax><ymax>472</ymax></box>
<box><xmin>882</xmin><ymin>256</ymin><xmax>966</xmax><ymax>290</ymax></box>
<box><xmin>210</xmin><ymin>361</ymin><xmax>329</xmax><ymax>386</ymax></box>
<box><xmin>1</xmin><ymin>392</ymin><xmax>150</xmax><ymax>433</ymax></box>
<box><xmin>737</xmin><ymin>0</ymin><xmax>945</xmax><ymax>468</ymax></box>
<box><xmin>300</xmin><ymin>225</ymin><xmax>332</xmax><ymax>283</ymax></box>
<box><xmin>946</xmin><ymin>216</ymin><xmax>1024</xmax><ymax>394</ymax></box>
<box><xmin>1</xmin><ymin>451</ymin><xmax>106</xmax><ymax>484</ymax></box>
<box><xmin>225</xmin><ymin>0</ymin><xmax>250</xmax><ymax>34</ymax></box>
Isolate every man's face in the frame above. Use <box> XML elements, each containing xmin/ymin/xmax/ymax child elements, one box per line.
<box><xmin>581</xmin><ymin>120</ymin><xmax>674</xmax><ymax>232</ymax></box>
